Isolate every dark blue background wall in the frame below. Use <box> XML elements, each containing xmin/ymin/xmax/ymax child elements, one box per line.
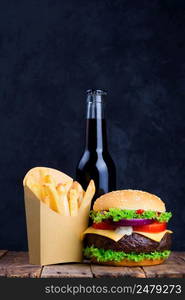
<box><xmin>0</xmin><ymin>0</ymin><xmax>185</xmax><ymax>250</ymax></box>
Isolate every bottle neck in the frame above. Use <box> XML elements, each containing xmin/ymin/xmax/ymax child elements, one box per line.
<box><xmin>86</xmin><ymin>100</ymin><xmax>105</xmax><ymax>119</ymax></box>
<box><xmin>85</xmin><ymin>90</ymin><xmax>107</xmax><ymax>151</ymax></box>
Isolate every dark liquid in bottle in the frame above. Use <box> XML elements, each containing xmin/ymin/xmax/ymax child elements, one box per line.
<box><xmin>76</xmin><ymin>118</ymin><xmax>116</xmax><ymax>205</ymax></box>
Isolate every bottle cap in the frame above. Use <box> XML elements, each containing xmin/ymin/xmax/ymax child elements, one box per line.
<box><xmin>86</xmin><ymin>89</ymin><xmax>107</xmax><ymax>95</ymax></box>
<box><xmin>86</xmin><ymin>89</ymin><xmax>107</xmax><ymax>103</ymax></box>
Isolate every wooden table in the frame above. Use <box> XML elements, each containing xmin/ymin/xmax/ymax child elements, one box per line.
<box><xmin>0</xmin><ymin>251</ymin><xmax>185</xmax><ymax>278</ymax></box>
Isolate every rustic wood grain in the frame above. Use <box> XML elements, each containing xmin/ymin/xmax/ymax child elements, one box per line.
<box><xmin>172</xmin><ymin>251</ymin><xmax>185</xmax><ymax>262</ymax></box>
<box><xmin>142</xmin><ymin>252</ymin><xmax>185</xmax><ymax>278</ymax></box>
<box><xmin>0</xmin><ymin>250</ymin><xmax>7</xmax><ymax>259</ymax></box>
<box><xmin>159</xmin><ymin>252</ymin><xmax>183</xmax><ymax>265</ymax></box>
<box><xmin>91</xmin><ymin>264</ymin><xmax>146</xmax><ymax>278</ymax></box>
<box><xmin>41</xmin><ymin>263</ymin><xmax>93</xmax><ymax>278</ymax></box>
<box><xmin>0</xmin><ymin>252</ymin><xmax>42</xmax><ymax>278</ymax></box>
<box><xmin>0</xmin><ymin>251</ymin><xmax>185</xmax><ymax>278</ymax></box>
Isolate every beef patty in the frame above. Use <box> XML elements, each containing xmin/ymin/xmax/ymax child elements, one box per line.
<box><xmin>85</xmin><ymin>232</ymin><xmax>172</xmax><ymax>253</ymax></box>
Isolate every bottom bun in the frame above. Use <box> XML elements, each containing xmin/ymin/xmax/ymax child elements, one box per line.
<box><xmin>91</xmin><ymin>258</ymin><xmax>165</xmax><ymax>267</ymax></box>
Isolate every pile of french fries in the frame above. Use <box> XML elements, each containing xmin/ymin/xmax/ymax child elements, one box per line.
<box><xmin>30</xmin><ymin>173</ymin><xmax>95</xmax><ymax>216</ymax></box>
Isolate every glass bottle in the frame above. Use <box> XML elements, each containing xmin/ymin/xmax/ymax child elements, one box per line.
<box><xmin>76</xmin><ymin>89</ymin><xmax>116</xmax><ymax>206</ymax></box>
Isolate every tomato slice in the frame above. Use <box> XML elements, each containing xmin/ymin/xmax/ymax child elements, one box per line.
<box><xmin>133</xmin><ymin>221</ymin><xmax>167</xmax><ymax>233</ymax></box>
<box><xmin>92</xmin><ymin>222</ymin><xmax>116</xmax><ymax>230</ymax></box>
<box><xmin>136</xmin><ymin>209</ymin><xmax>144</xmax><ymax>214</ymax></box>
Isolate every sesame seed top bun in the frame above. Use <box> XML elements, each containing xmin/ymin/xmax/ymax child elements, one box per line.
<box><xmin>93</xmin><ymin>189</ymin><xmax>166</xmax><ymax>212</ymax></box>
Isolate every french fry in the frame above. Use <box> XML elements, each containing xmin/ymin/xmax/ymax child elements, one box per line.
<box><xmin>43</xmin><ymin>174</ymin><xmax>56</xmax><ymax>186</ymax></box>
<box><xmin>42</xmin><ymin>183</ymin><xmax>61</xmax><ymax>213</ymax></box>
<box><xmin>30</xmin><ymin>184</ymin><xmax>42</xmax><ymax>200</ymax></box>
<box><xmin>39</xmin><ymin>169</ymin><xmax>47</xmax><ymax>183</ymax></box>
<box><xmin>69</xmin><ymin>189</ymin><xmax>78</xmax><ymax>216</ymax></box>
<box><xmin>57</xmin><ymin>181</ymin><xmax>72</xmax><ymax>194</ymax></box>
<box><xmin>79</xmin><ymin>180</ymin><xmax>95</xmax><ymax>211</ymax></box>
<box><xmin>56</xmin><ymin>184</ymin><xmax>70</xmax><ymax>216</ymax></box>
<box><xmin>71</xmin><ymin>181</ymin><xmax>84</xmax><ymax>207</ymax></box>
<box><xmin>40</xmin><ymin>184</ymin><xmax>50</xmax><ymax>206</ymax></box>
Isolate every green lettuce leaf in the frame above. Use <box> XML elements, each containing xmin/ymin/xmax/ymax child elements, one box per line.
<box><xmin>89</xmin><ymin>209</ymin><xmax>172</xmax><ymax>223</ymax></box>
<box><xmin>84</xmin><ymin>246</ymin><xmax>171</xmax><ymax>262</ymax></box>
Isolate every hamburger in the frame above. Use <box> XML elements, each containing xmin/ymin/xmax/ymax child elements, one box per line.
<box><xmin>83</xmin><ymin>190</ymin><xmax>172</xmax><ymax>266</ymax></box>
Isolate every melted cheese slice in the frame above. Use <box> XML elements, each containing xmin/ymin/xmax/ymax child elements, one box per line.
<box><xmin>83</xmin><ymin>227</ymin><xmax>172</xmax><ymax>242</ymax></box>
<box><xmin>134</xmin><ymin>230</ymin><xmax>172</xmax><ymax>242</ymax></box>
<box><xmin>83</xmin><ymin>227</ymin><xmax>124</xmax><ymax>242</ymax></box>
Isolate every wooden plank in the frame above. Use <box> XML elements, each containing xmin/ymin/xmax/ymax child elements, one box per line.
<box><xmin>41</xmin><ymin>263</ymin><xmax>93</xmax><ymax>278</ymax></box>
<box><xmin>172</xmin><ymin>251</ymin><xmax>185</xmax><ymax>262</ymax></box>
<box><xmin>91</xmin><ymin>264</ymin><xmax>146</xmax><ymax>278</ymax></box>
<box><xmin>0</xmin><ymin>250</ymin><xmax>8</xmax><ymax>259</ymax></box>
<box><xmin>0</xmin><ymin>251</ymin><xmax>184</xmax><ymax>278</ymax></box>
<box><xmin>159</xmin><ymin>252</ymin><xmax>183</xmax><ymax>264</ymax></box>
<box><xmin>0</xmin><ymin>252</ymin><xmax>42</xmax><ymax>278</ymax></box>
<box><xmin>142</xmin><ymin>253</ymin><xmax>185</xmax><ymax>278</ymax></box>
